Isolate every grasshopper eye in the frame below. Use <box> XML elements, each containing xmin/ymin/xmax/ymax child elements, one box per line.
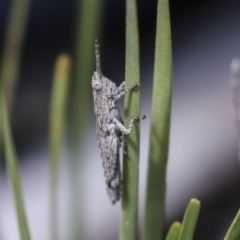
<box><xmin>92</xmin><ymin>79</ymin><xmax>102</xmax><ymax>91</ymax></box>
<box><xmin>92</xmin><ymin>72</ymin><xmax>103</xmax><ymax>91</ymax></box>
<box><xmin>92</xmin><ymin>77</ymin><xmax>103</xmax><ymax>91</ymax></box>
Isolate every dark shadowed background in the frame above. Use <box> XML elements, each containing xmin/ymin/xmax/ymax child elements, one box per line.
<box><xmin>0</xmin><ymin>0</ymin><xmax>240</xmax><ymax>239</ymax></box>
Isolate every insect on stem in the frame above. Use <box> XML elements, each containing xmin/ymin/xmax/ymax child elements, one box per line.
<box><xmin>91</xmin><ymin>41</ymin><xmax>145</xmax><ymax>204</ymax></box>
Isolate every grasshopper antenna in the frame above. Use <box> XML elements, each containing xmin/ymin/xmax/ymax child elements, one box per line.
<box><xmin>95</xmin><ymin>39</ymin><xmax>102</xmax><ymax>77</ymax></box>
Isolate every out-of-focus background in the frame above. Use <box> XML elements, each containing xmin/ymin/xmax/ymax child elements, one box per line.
<box><xmin>1</xmin><ymin>0</ymin><xmax>240</xmax><ymax>239</ymax></box>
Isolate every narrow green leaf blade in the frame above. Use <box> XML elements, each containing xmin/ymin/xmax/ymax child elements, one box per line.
<box><xmin>49</xmin><ymin>54</ymin><xmax>70</xmax><ymax>240</ymax></box>
<box><xmin>1</xmin><ymin>91</ymin><xmax>31</xmax><ymax>240</ymax></box>
<box><xmin>178</xmin><ymin>199</ymin><xmax>200</xmax><ymax>240</ymax></box>
<box><xmin>0</xmin><ymin>0</ymin><xmax>31</xmax><ymax>167</ymax></box>
<box><xmin>120</xmin><ymin>0</ymin><xmax>140</xmax><ymax>239</ymax></box>
<box><xmin>69</xmin><ymin>0</ymin><xmax>105</xmax><ymax>239</ymax></box>
<box><xmin>0</xmin><ymin>0</ymin><xmax>31</xmax><ymax>107</ymax></box>
<box><xmin>142</xmin><ymin>0</ymin><xmax>172</xmax><ymax>239</ymax></box>
<box><xmin>223</xmin><ymin>209</ymin><xmax>240</xmax><ymax>240</ymax></box>
<box><xmin>165</xmin><ymin>222</ymin><xmax>181</xmax><ymax>240</ymax></box>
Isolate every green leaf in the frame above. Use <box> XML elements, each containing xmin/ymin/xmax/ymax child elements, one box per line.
<box><xmin>165</xmin><ymin>222</ymin><xmax>181</xmax><ymax>240</ymax></box>
<box><xmin>223</xmin><ymin>209</ymin><xmax>240</xmax><ymax>240</ymax></box>
<box><xmin>0</xmin><ymin>0</ymin><xmax>31</xmax><ymax>107</ymax></box>
<box><xmin>142</xmin><ymin>0</ymin><xmax>172</xmax><ymax>239</ymax></box>
<box><xmin>1</xmin><ymin>90</ymin><xmax>31</xmax><ymax>240</ymax></box>
<box><xmin>69</xmin><ymin>0</ymin><xmax>105</xmax><ymax>239</ymax></box>
<box><xmin>178</xmin><ymin>199</ymin><xmax>200</xmax><ymax>240</ymax></box>
<box><xmin>0</xmin><ymin>0</ymin><xmax>31</xmax><ymax>168</ymax></box>
<box><xmin>120</xmin><ymin>0</ymin><xmax>140</xmax><ymax>239</ymax></box>
<box><xmin>49</xmin><ymin>54</ymin><xmax>70</xmax><ymax>240</ymax></box>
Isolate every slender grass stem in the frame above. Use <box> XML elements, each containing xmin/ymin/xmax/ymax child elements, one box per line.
<box><xmin>0</xmin><ymin>0</ymin><xmax>31</xmax><ymax>107</ymax></box>
<box><xmin>142</xmin><ymin>0</ymin><xmax>172</xmax><ymax>239</ymax></box>
<box><xmin>178</xmin><ymin>199</ymin><xmax>200</xmax><ymax>240</ymax></box>
<box><xmin>1</xmin><ymin>90</ymin><xmax>31</xmax><ymax>240</ymax></box>
<box><xmin>69</xmin><ymin>1</ymin><xmax>104</xmax><ymax>239</ymax></box>
<box><xmin>49</xmin><ymin>54</ymin><xmax>70</xmax><ymax>240</ymax></box>
<box><xmin>120</xmin><ymin>0</ymin><xmax>140</xmax><ymax>239</ymax></box>
<box><xmin>0</xmin><ymin>0</ymin><xmax>31</xmax><ymax>167</ymax></box>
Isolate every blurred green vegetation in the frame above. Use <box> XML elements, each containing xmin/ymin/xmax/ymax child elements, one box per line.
<box><xmin>0</xmin><ymin>0</ymin><xmax>31</xmax><ymax>238</ymax></box>
<box><xmin>1</xmin><ymin>90</ymin><xmax>31</xmax><ymax>240</ymax></box>
<box><xmin>69</xmin><ymin>0</ymin><xmax>105</xmax><ymax>239</ymax></box>
<box><xmin>49</xmin><ymin>54</ymin><xmax>71</xmax><ymax>240</ymax></box>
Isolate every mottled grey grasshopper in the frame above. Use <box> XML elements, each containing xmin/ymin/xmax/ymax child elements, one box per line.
<box><xmin>91</xmin><ymin>40</ymin><xmax>145</xmax><ymax>204</ymax></box>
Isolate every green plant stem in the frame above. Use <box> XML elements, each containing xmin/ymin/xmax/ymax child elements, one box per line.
<box><xmin>0</xmin><ymin>0</ymin><xmax>31</xmax><ymax>107</ymax></box>
<box><xmin>178</xmin><ymin>199</ymin><xmax>200</xmax><ymax>240</ymax></box>
<box><xmin>223</xmin><ymin>209</ymin><xmax>240</xmax><ymax>240</ymax></box>
<box><xmin>142</xmin><ymin>0</ymin><xmax>172</xmax><ymax>239</ymax></box>
<box><xmin>69</xmin><ymin>0</ymin><xmax>104</xmax><ymax>239</ymax></box>
<box><xmin>165</xmin><ymin>222</ymin><xmax>181</xmax><ymax>240</ymax></box>
<box><xmin>120</xmin><ymin>0</ymin><xmax>140</xmax><ymax>239</ymax></box>
<box><xmin>1</xmin><ymin>90</ymin><xmax>31</xmax><ymax>240</ymax></box>
<box><xmin>0</xmin><ymin>0</ymin><xmax>30</xmax><ymax>167</ymax></box>
<box><xmin>49</xmin><ymin>54</ymin><xmax>70</xmax><ymax>240</ymax></box>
